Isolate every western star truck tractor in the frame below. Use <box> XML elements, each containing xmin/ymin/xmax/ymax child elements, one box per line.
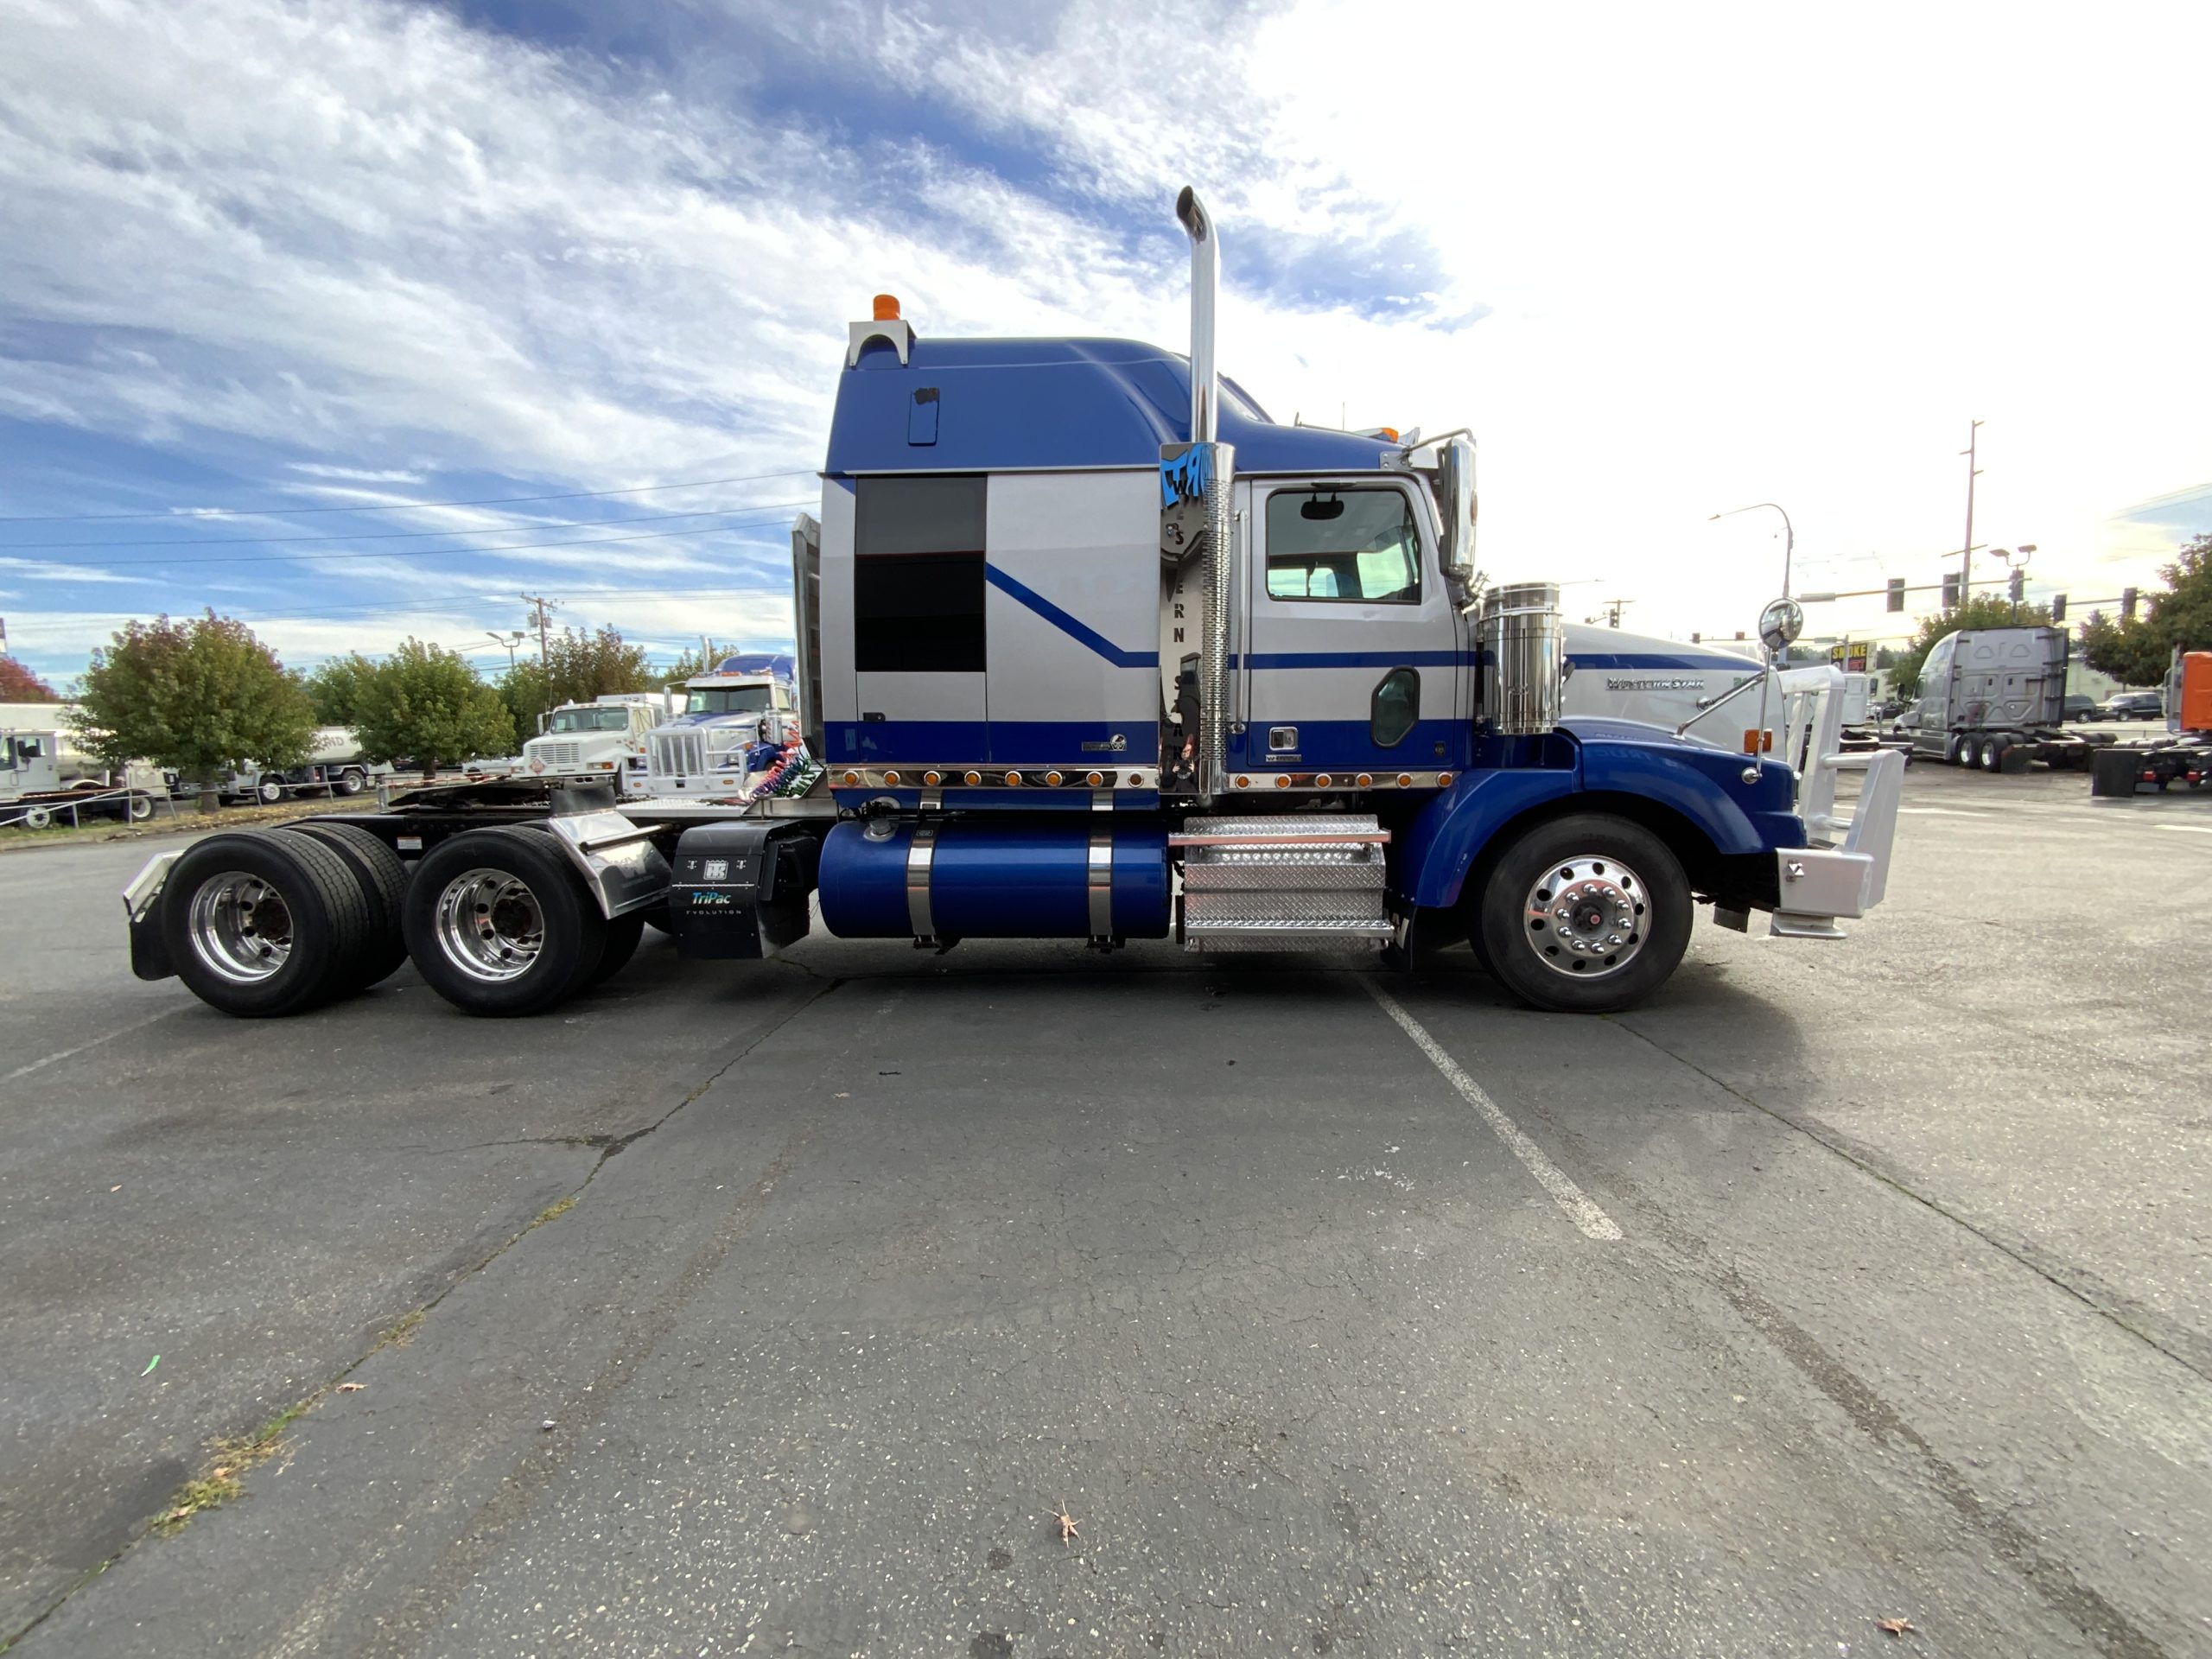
<box><xmin>643</xmin><ymin>655</ymin><xmax>808</xmax><ymax>801</ymax></box>
<box><xmin>118</xmin><ymin>188</ymin><xmax>1904</xmax><ymax>1020</ymax></box>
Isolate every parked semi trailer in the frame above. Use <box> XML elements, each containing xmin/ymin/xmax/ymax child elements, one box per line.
<box><xmin>120</xmin><ymin>188</ymin><xmax>1904</xmax><ymax>1020</ymax></box>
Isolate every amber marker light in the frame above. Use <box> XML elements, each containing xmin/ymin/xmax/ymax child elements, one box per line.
<box><xmin>1005</xmin><ymin>771</ymin><xmax>1022</xmax><ymax>785</ymax></box>
<box><xmin>923</xmin><ymin>770</ymin><xmax>942</xmax><ymax>786</ymax></box>
<box><xmin>842</xmin><ymin>771</ymin><xmax>859</xmax><ymax>785</ymax></box>
<box><xmin>963</xmin><ymin>770</ymin><xmax>982</xmax><ymax>785</ymax></box>
<box><xmin>1314</xmin><ymin>773</ymin><xmax>1332</xmax><ymax>787</ymax></box>
<box><xmin>882</xmin><ymin>770</ymin><xmax>900</xmax><ymax>785</ymax></box>
<box><xmin>1045</xmin><ymin>770</ymin><xmax>1063</xmax><ymax>785</ymax></box>
<box><xmin>1396</xmin><ymin>772</ymin><xmax>1414</xmax><ymax>787</ymax></box>
<box><xmin>1085</xmin><ymin>770</ymin><xmax>1103</xmax><ymax>786</ymax></box>
<box><xmin>873</xmin><ymin>294</ymin><xmax>901</xmax><ymax>320</ymax></box>
<box><xmin>1274</xmin><ymin>775</ymin><xmax>1290</xmax><ymax>788</ymax></box>
<box><xmin>1437</xmin><ymin>772</ymin><xmax>1454</xmax><ymax>786</ymax></box>
<box><xmin>1356</xmin><ymin>772</ymin><xmax>1373</xmax><ymax>787</ymax></box>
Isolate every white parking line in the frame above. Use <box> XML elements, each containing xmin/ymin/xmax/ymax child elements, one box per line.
<box><xmin>1897</xmin><ymin>807</ymin><xmax>1992</xmax><ymax>817</ymax></box>
<box><xmin>1362</xmin><ymin>980</ymin><xmax>1623</xmax><ymax>1241</ymax></box>
<box><xmin>1</xmin><ymin>1007</ymin><xmax>181</xmax><ymax>1084</ymax></box>
<box><xmin>2156</xmin><ymin>823</ymin><xmax>2212</xmax><ymax>836</ymax></box>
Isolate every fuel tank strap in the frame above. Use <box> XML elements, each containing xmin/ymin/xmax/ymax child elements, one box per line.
<box><xmin>906</xmin><ymin>825</ymin><xmax>938</xmax><ymax>938</ymax></box>
<box><xmin>1086</xmin><ymin>830</ymin><xmax>1115</xmax><ymax>937</ymax></box>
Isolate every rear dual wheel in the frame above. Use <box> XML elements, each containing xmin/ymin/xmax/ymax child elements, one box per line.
<box><xmin>401</xmin><ymin>828</ymin><xmax>612</xmax><ymax>1017</ymax></box>
<box><xmin>163</xmin><ymin>831</ymin><xmax>375</xmax><ymax>1017</ymax></box>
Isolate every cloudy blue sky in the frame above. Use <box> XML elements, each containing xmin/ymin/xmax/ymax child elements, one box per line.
<box><xmin>2</xmin><ymin>0</ymin><xmax>2207</xmax><ymax>687</ymax></box>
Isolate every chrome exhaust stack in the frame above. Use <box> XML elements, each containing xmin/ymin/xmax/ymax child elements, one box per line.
<box><xmin>1479</xmin><ymin>582</ymin><xmax>1564</xmax><ymax>735</ymax></box>
<box><xmin>1160</xmin><ymin>187</ymin><xmax>1236</xmax><ymax>802</ymax></box>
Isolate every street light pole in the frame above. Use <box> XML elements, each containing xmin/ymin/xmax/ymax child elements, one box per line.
<box><xmin>1960</xmin><ymin>420</ymin><xmax>1983</xmax><ymax>615</ymax></box>
<box><xmin>1708</xmin><ymin>502</ymin><xmax>1796</xmax><ymax>599</ymax></box>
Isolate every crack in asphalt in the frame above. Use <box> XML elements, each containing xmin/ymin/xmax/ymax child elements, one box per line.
<box><xmin>1608</xmin><ymin>1014</ymin><xmax>2212</xmax><ymax>1388</ymax></box>
<box><xmin>0</xmin><ymin>975</ymin><xmax>843</xmax><ymax>1655</ymax></box>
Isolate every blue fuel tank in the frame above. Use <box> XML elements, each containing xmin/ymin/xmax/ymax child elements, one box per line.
<box><xmin>818</xmin><ymin>819</ymin><xmax>1170</xmax><ymax>940</ymax></box>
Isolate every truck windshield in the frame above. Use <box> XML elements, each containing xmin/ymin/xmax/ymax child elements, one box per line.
<box><xmin>686</xmin><ymin>688</ymin><xmax>772</xmax><ymax>715</ymax></box>
<box><xmin>548</xmin><ymin>708</ymin><xmax>631</xmax><ymax>734</ymax></box>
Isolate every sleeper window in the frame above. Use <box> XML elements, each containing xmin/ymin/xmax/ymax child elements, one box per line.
<box><xmin>1266</xmin><ymin>488</ymin><xmax>1421</xmax><ymax>604</ymax></box>
<box><xmin>853</xmin><ymin>475</ymin><xmax>988</xmax><ymax>673</ymax></box>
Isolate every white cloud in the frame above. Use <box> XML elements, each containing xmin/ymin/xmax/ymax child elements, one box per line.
<box><xmin>1</xmin><ymin>0</ymin><xmax>2205</xmax><ymax>671</ymax></box>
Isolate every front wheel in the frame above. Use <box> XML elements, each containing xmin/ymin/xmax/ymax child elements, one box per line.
<box><xmin>336</xmin><ymin>769</ymin><xmax>366</xmax><ymax>797</ymax></box>
<box><xmin>126</xmin><ymin>791</ymin><xmax>156</xmax><ymax>822</ymax></box>
<box><xmin>257</xmin><ymin>778</ymin><xmax>285</xmax><ymax>804</ymax></box>
<box><xmin>1472</xmin><ymin>814</ymin><xmax>1693</xmax><ymax>1014</ymax></box>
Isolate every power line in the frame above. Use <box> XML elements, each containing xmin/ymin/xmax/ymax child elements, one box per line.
<box><xmin>0</xmin><ymin>502</ymin><xmax>811</xmax><ymax>552</ymax></box>
<box><xmin>0</xmin><ymin>503</ymin><xmax>812</xmax><ymax>569</ymax></box>
<box><xmin>0</xmin><ymin>466</ymin><xmax>819</xmax><ymax>524</ymax></box>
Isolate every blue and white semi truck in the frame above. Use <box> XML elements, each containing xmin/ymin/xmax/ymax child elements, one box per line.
<box><xmin>121</xmin><ymin>188</ymin><xmax>1903</xmax><ymax>1020</ymax></box>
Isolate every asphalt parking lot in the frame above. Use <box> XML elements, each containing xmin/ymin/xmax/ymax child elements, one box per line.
<box><xmin>2</xmin><ymin>762</ymin><xmax>2207</xmax><ymax>1656</ymax></box>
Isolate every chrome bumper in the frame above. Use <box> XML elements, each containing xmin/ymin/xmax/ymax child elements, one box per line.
<box><xmin>1768</xmin><ymin>747</ymin><xmax>1904</xmax><ymax>938</ymax></box>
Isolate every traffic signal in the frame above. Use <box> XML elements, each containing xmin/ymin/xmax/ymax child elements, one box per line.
<box><xmin>1886</xmin><ymin>578</ymin><xmax>1905</xmax><ymax>612</ymax></box>
<box><xmin>1942</xmin><ymin>572</ymin><xmax>1961</xmax><ymax>608</ymax></box>
<box><xmin>2008</xmin><ymin>569</ymin><xmax>2024</xmax><ymax>603</ymax></box>
<box><xmin>2051</xmin><ymin>593</ymin><xmax>2067</xmax><ymax>624</ymax></box>
<box><xmin>2121</xmin><ymin>586</ymin><xmax>2139</xmax><ymax>620</ymax></box>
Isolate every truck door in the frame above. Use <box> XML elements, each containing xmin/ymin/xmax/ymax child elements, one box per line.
<box><xmin>1914</xmin><ymin>634</ymin><xmax>1957</xmax><ymax>757</ymax></box>
<box><xmin>1236</xmin><ymin>479</ymin><xmax>1466</xmax><ymax>775</ymax></box>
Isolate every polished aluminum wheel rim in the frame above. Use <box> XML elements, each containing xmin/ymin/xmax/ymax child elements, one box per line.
<box><xmin>435</xmin><ymin>868</ymin><xmax>545</xmax><ymax>983</ymax></box>
<box><xmin>188</xmin><ymin>871</ymin><xmax>295</xmax><ymax>982</ymax></box>
<box><xmin>1522</xmin><ymin>855</ymin><xmax>1647</xmax><ymax>979</ymax></box>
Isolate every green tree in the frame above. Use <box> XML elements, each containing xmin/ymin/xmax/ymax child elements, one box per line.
<box><xmin>1887</xmin><ymin>593</ymin><xmax>2054</xmax><ymax>702</ymax></box>
<box><xmin>0</xmin><ymin>655</ymin><xmax>59</xmax><ymax>701</ymax></box>
<box><xmin>305</xmin><ymin>653</ymin><xmax>377</xmax><ymax>724</ymax></box>
<box><xmin>662</xmin><ymin>638</ymin><xmax>734</xmax><ymax>688</ymax></box>
<box><xmin>70</xmin><ymin>613</ymin><xmax>315</xmax><ymax>812</ymax></box>
<box><xmin>2079</xmin><ymin>532</ymin><xmax>2211</xmax><ymax>685</ymax></box>
<box><xmin>353</xmin><ymin>639</ymin><xmax>516</xmax><ymax>779</ymax></box>
<box><xmin>497</xmin><ymin>625</ymin><xmax>654</xmax><ymax>736</ymax></box>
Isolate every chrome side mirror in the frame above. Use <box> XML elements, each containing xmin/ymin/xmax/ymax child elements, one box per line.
<box><xmin>1439</xmin><ymin>436</ymin><xmax>1478</xmax><ymax>579</ymax></box>
<box><xmin>1758</xmin><ymin>597</ymin><xmax>1804</xmax><ymax>653</ymax></box>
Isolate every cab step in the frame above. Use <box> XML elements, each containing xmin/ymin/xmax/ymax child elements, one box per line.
<box><xmin>1171</xmin><ymin>816</ymin><xmax>1394</xmax><ymax>952</ymax></box>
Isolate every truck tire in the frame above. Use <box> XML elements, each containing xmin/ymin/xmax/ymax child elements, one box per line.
<box><xmin>126</xmin><ymin>791</ymin><xmax>156</xmax><ymax>822</ymax></box>
<box><xmin>280</xmin><ymin>822</ymin><xmax>410</xmax><ymax>988</ymax></box>
<box><xmin>257</xmin><ymin>778</ymin><xmax>285</xmax><ymax>804</ymax></box>
<box><xmin>162</xmin><ymin>830</ymin><xmax>372</xmax><ymax>1017</ymax></box>
<box><xmin>1948</xmin><ymin>734</ymin><xmax>1974</xmax><ymax>766</ymax></box>
<box><xmin>1979</xmin><ymin>736</ymin><xmax>2006</xmax><ymax>772</ymax></box>
<box><xmin>587</xmin><ymin>911</ymin><xmax>646</xmax><ymax>987</ymax></box>
<box><xmin>21</xmin><ymin>804</ymin><xmax>54</xmax><ymax>830</ymax></box>
<box><xmin>336</xmin><ymin>768</ymin><xmax>366</xmax><ymax>797</ymax></box>
<box><xmin>1473</xmin><ymin>814</ymin><xmax>1692</xmax><ymax>1014</ymax></box>
<box><xmin>402</xmin><ymin>826</ymin><xmax>607</xmax><ymax>1016</ymax></box>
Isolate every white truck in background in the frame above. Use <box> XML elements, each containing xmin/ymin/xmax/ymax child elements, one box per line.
<box><xmin>226</xmin><ymin>727</ymin><xmax>393</xmax><ymax>803</ymax></box>
<box><xmin>514</xmin><ymin>692</ymin><xmax>671</xmax><ymax>791</ymax></box>
<box><xmin>3</xmin><ymin>727</ymin><xmax>163</xmax><ymax>827</ymax></box>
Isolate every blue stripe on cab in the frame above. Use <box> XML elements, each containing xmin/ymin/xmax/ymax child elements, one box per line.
<box><xmin>983</xmin><ymin>564</ymin><xmax>1160</xmax><ymax>668</ymax></box>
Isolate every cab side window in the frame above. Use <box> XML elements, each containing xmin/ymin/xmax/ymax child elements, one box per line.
<box><xmin>1266</xmin><ymin>488</ymin><xmax>1421</xmax><ymax>603</ymax></box>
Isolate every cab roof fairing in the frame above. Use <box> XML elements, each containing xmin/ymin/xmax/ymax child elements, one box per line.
<box><xmin>824</xmin><ymin>335</ymin><xmax>1401</xmax><ymax>478</ymax></box>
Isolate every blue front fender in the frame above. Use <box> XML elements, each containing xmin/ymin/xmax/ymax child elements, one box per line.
<box><xmin>1399</xmin><ymin>723</ymin><xmax>1802</xmax><ymax>910</ymax></box>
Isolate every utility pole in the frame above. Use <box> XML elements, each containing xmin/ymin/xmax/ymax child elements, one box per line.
<box><xmin>519</xmin><ymin>594</ymin><xmax>559</xmax><ymax>728</ymax></box>
<box><xmin>1960</xmin><ymin>420</ymin><xmax>1983</xmax><ymax>614</ymax></box>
